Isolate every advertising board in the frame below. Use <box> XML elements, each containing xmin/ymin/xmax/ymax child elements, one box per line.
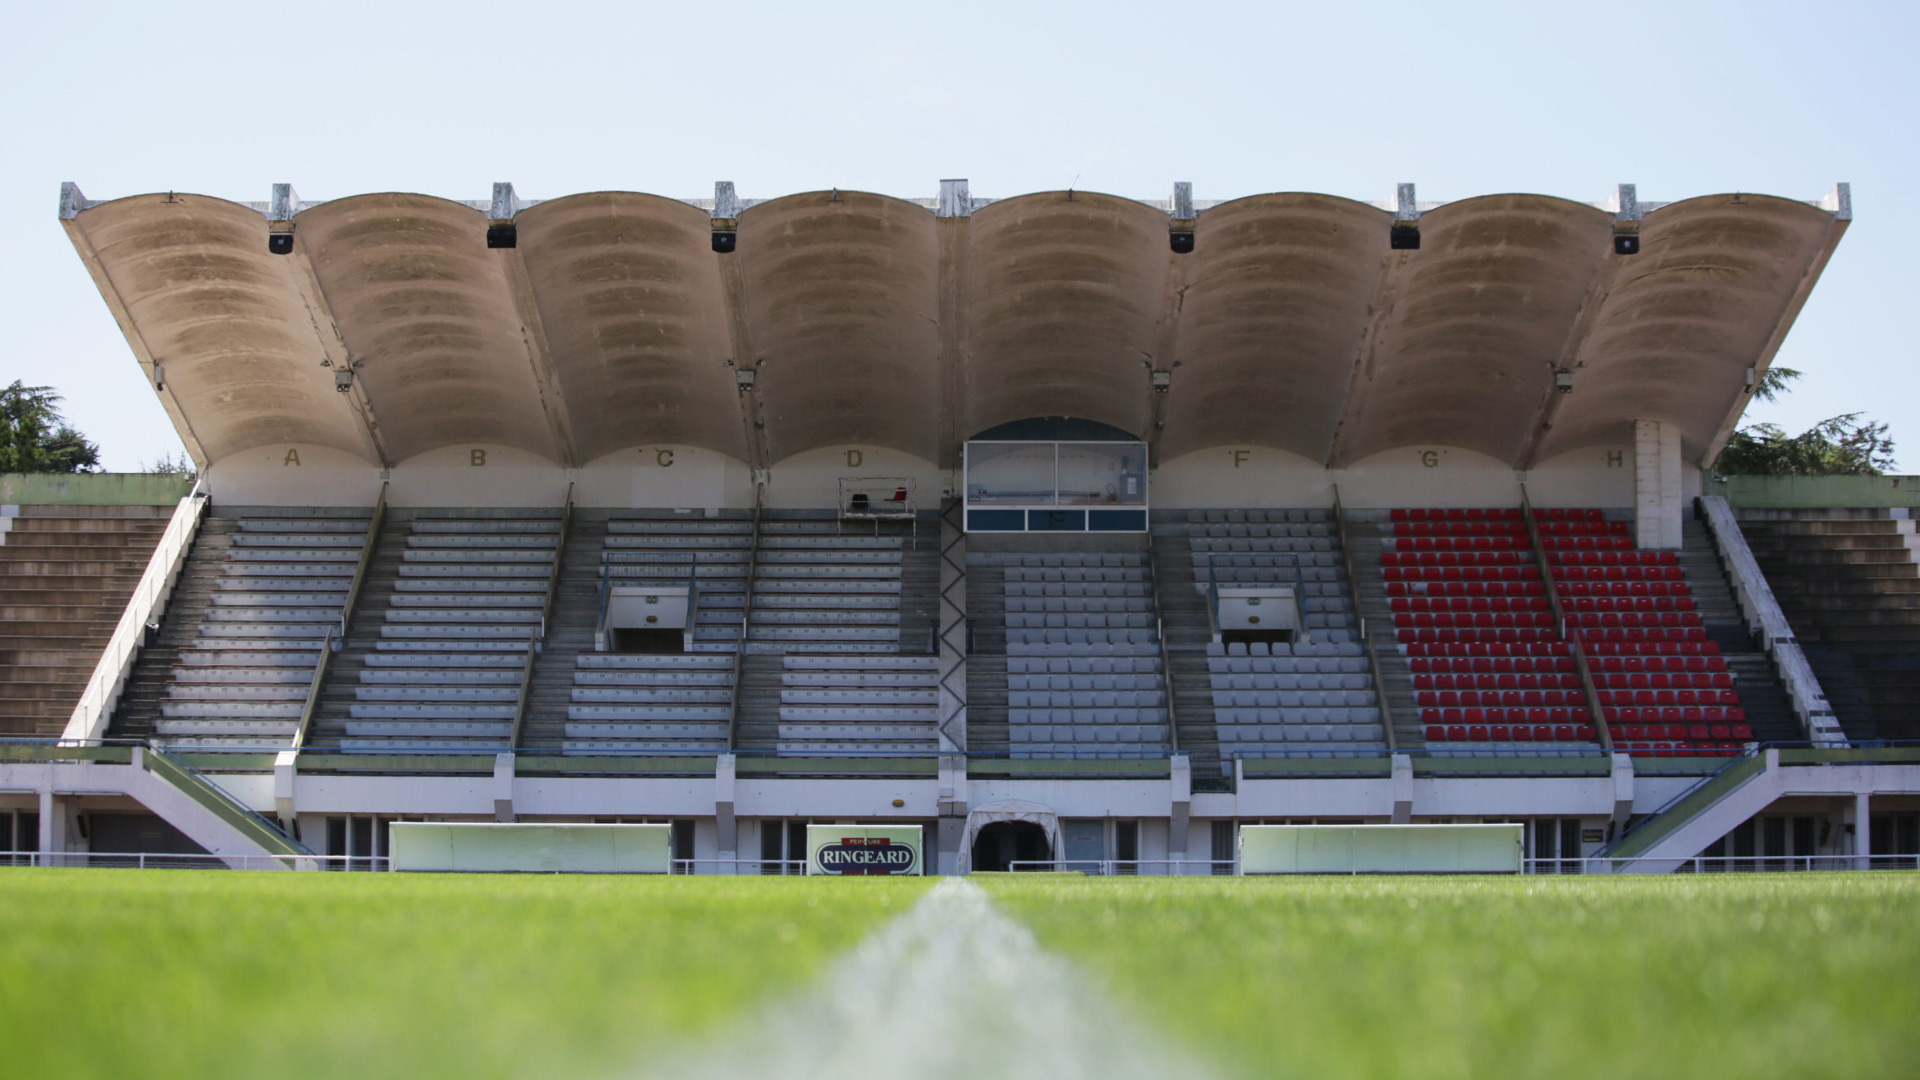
<box><xmin>806</xmin><ymin>825</ymin><xmax>924</xmax><ymax>876</ymax></box>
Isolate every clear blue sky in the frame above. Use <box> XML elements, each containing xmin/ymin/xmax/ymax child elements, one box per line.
<box><xmin>4</xmin><ymin>0</ymin><xmax>1914</xmax><ymax>470</ymax></box>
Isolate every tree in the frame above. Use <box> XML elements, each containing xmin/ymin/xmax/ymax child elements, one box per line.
<box><xmin>144</xmin><ymin>451</ymin><xmax>197</xmax><ymax>482</ymax></box>
<box><xmin>0</xmin><ymin>382</ymin><xmax>100</xmax><ymax>473</ymax></box>
<box><xmin>1713</xmin><ymin>366</ymin><xmax>1899</xmax><ymax>476</ymax></box>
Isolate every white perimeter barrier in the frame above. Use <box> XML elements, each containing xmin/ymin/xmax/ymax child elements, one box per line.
<box><xmin>388</xmin><ymin>822</ymin><xmax>670</xmax><ymax>873</ymax></box>
<box><xmin>1240</xmin><ymin>824</ymin><xmax>1524</xmax><ymax>874</ymax></box>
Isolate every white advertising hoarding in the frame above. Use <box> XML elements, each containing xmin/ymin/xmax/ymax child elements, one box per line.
<box><xmin>389</xmin><ymin>823</ymin><xmax>672</xmax><ymax>873</ymax></box>
<box><xmin>1239</xmin><ymin>824</ymin><xmax>1523</xmax><ymax>875</ymax></box>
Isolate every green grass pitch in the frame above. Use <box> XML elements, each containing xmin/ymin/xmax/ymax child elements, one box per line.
<box><xmin>1</xmin><ymin>869</ymin><xmax>1914</xmax><ymax>1080</ymax></box>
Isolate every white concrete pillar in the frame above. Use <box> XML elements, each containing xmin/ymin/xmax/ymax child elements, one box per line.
<box><xmin>1854</xmin><ymin>792</ymin><xmax>1872</xmax><ymax>870</ymax></box>
<box><xmin>1634</xmin><ymin>420</ymin><xmax>1684</xmax><ymax>549</ymax></box>
<box><xmin>37</xmin><ymin>789</ymin><xmax>55</xmax><ymax>859</ymax></box>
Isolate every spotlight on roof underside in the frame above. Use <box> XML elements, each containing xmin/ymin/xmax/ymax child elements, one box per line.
<box><xmin>712</xmin><ymin>230</ymin><xmax>737</xmax><ymax>254</ymax></box>
<box><xmin>1169</xmin><ymin>229</ymin><xmax>1195</xmax><ymax>255</ymax></box>
<box><xmin>267</xmin><ymin>231</ymin><xmax>294</xmax><ymax>256</ymax></box>
<box><xmin>486</xmin><ymin>224</ymin><xmax>517</xmax><ymax>249</ymax></box>
<box><xmin>1613</xmin><ymin>229</ymin><xmax>1640</xmax><ymax>256</ymax></box>
<box><xmin>1390</xmin><ymin>224</ymin><xmax>1420</xmax><ymax>251</ymax></box>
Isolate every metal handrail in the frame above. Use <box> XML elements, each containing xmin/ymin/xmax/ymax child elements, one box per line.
<box><xmin>594</xmin><ymin>558</ymin><xmax>612</xmax><ymax>651</ymax></box>
<box><xmin>726</xmin><ymin>488</ymin><xmax>764</xmax><ymax>752</ymax></box>
<box><xmin>1201</xmin><ymin>552</ymin><xmax>1305</xmax><ymax>642</ymax></box>
<box><xmin>1520</xmin><ymin>487</ymin><xmax>1614</xmax><ymax>750</ymax></box>
<box><xmin>1329</xmin><ymin>491</ymin><xmax>1361</xmax><ymax>639</ymax></box>
<box><xmin>1361</xmin><ymin>621</ymin><xmax>1397</xmax><ymax>753</ymax></box>
<box><xmin>1144</xmin><ymin>549</ymin><xmax>1180</xmax><ymax>754</ymax></box>
<box><xmin>143</xmin><ymin>744</ymin><xmax>312</xmax><ymax>857</ymax></box>
<box><xmin>508</xmin><ymin>628</ymin><xmax>539</xmax><ymax>751</ymax></box>
<box><xmin>539</xmin><ymin>482</ymin><xmax>574</xmax><ymax>642</ymax></box>
<box><xmin>1333</xmin><ymin>487</ymin><xmax>1396</xmax><ymax>752</ymax></box>
<box><xmin>685</xmin><ymin>554</ymin><xmax>702</xmax><ymax>652</ymax></box>
<box><xmin>338</xmin><ymin>482</ymin><xmax>388</xmax><ymax>641</ymax></box>
<box><xmin>291</xmin><ymin>624</ymin><xmax>334</xmax><ymax>751</ymax></box>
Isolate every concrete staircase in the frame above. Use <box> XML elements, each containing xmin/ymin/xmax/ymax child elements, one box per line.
<box><xmin>963</xmin><ymin>561</ymin><xmax>1010</xmax><ymax>756</ymax></box>
<box><xmin>1150</xmin><ymin>517</ymin><xmax>1220</xmax><ymax>776</ymax></box>
<box><xmin>992</xmin><ymin>551</ymin><xmax>1171</xmax><ymax>760</ymax></box>
<box><xmin>733</xmin><ymin>513</ymin><xmax>939</xmax><ymax>755</ymax></box>
<box><xmin>747</xmin><ymin>516</ymin><xmax>909</xmax><ymax>654</ymax></box>
<box><xmin>0</xmin><ymin>506</ymin><xmax>170</xmax><ymax>737</ymax></box>
<box><xmin>549</xmin><ymin>511</ymin><xmax>746</xmax><ymax>753</ymax></box>
<box><xmin>327</xmin><ymin>511</ymin><xmax>560</xmax><ymax>752</ymax></box>
<box><xmin>111</xmin><ymin>511</ymin><xmax>371</xmax><ymax>748</ymax></box>
<box><xmin>1678</xmin><ymin>516</ymin><xmax>1801</xmax><ymax>744</ymax></box>
<box><xmin>1733</xmin><ymin>508</ymin><xmax>1920</xmax><ymax>741</ymax></box>
<box><xmin>1336</xmin><ymin>514</ymin><xmax>1426</xmax><ymax>750</ymax></box>
<box><xmin>776</xmin><ymin>655</ymin><xmax>939</xmax><ymax>753</ymax></box>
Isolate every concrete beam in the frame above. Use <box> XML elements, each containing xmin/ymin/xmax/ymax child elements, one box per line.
<box><xmin>713</xmin><ymin>183</ymin><xmax>770</xmax><ymax>471</ymax></box>
<box><xmin>715</xmin><ymin>752</ymin><xmax>738</xmax><ymax>862</ymax></box>
<box><xmin>1147</xmin><ymin>182</ymin><xmax>1195</xmax><ymax>465</ymax></box>
<box><xmin>1390</xmin><ymin>753</ymin><xmax>1413</xmax><ymax>823</ymax></box>
<box><xmin>489</xmin><ymin>181</ymin><xmax>582</xmax><ymax>467</ymax></box>
<box><xmin>274</xmin><ymin>749</ymin><xmax>298</xmax><ymax>829</ymax></box>
<box><xmin>1169</xmin><ymin>754</ymin><xmax>1192</xmax><ymax>856</ymax></box>
<box><xmin>1634</xmin><ymin>420</ymin><xmax>1684</xmax><ymax>549</ymax></box>
<box><xmin>1518</xmin><ymin>185</ymin><xmax>1636</xmax><ymax>470</ymax></box>
<box><xmin>1853</xmin><ymin>791</ymin><xmax>1871</xmax><ymax>870</ymax></box>
<box><xmin>1610</xmin><ymin>752</ymin><xmax>1636</xmax><ymax>832</ymax></box>
<box><xmin>492</xmin><ymin>752</ymin><xmax>515</xmax><ymax>822</ymax></box>
<box><xmin>936</xmin><ymin>181</ymin><xmax>972</xmax><ymax>464</ymax></box>
<box><xmin>274</xmin><ymin>185</ymin><xmax>395</xmax><ymax>467</ymax></box>
<box><xmin>1325</xmin><ymin>183</ymin><xmax>1420</xmax><ymax>467</ymax></box>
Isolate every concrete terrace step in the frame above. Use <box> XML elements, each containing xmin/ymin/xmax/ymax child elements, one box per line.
<box><xmin>781</xmin><ymin>672</ymin><xmax>936</xmax><ymax>687</ymax></box>
<box><xmin>359</xmin><ymin>668</ymin><xmax>523</xmax><ymax>685</ymax></box>
<box><xmin>364</xmin><ymin>649</ymin><xmax>529</xmax><ymax>665</ymax></box>
<box><xmin>401</xmin><ymin>549</ymin><xmax>556</xmax><ymax>564</ymax></box>
<box><xmin>574</xmin><ymin>671</ymin><xmax>731</xmax><ymax>688</ymax></box>
<box><xmin>576</xmin><ymin>654</ymin><xmax>735</xmax><ymax>669</ymax></box>
<box><xmin>153</xmin><ymin>719</ymin><xmax>300</xmax><ymax>736</ymax></box>
<box><xmin>571</xmin><ymin>687</ymin><xmax>732</xmax><ymax>703</ymax></box>
<box><xmin>566</xmin><ymin>706</ymin><xmax>732</xmax><ymax>722</ymax></box>
<box><xmin>781</xmin><ymin>688</ymin><xmax>938</xmax><ymax>705</ymax></box>
<box><xmin>410</xmin><ymin>520</ymin><xmax>560</xmax><ymax>534</ymax></box>
<box><xmin>347</xmin><ymin>703</ymin><xmax>518</xmax><ymax>719</ymax></box>
<box><xmin>778</xmin><ymin>705</ymin><xmax>939</xmax><ymax>722</ymax></box>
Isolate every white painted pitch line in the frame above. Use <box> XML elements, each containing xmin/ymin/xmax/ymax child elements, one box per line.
<box><xmin>638</xmin><ymin>878</ymin><xmax>1218</xmax><ymax>1080</ymax></box>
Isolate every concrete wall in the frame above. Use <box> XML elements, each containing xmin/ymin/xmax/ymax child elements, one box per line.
<box><xmin>1149</xmin><ymin>444</ymin><xmax>1640</xmax><ymax>510</ymax></box>
<box><xmin>0</xmin><ymin>472</ymin><xmax>192</xmax><ymax>505</ymax></box>
<box><xmin>1717</xmin><ymin>474</ymin><xmax>1920</xmax><ymax>509</ymax></box>
<box><xmin>201</xmin><ymin>439</ymin><xmax>1673</xmax><ymax>513</ymax></box>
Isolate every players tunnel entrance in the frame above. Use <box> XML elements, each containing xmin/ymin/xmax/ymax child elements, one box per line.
<box><xmin>971</xmin><ymin>821</ymin><xmax>1052</xmax><ymax>872</ymax></box>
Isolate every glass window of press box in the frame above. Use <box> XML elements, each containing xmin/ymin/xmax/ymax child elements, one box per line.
<box><xmin>963</xmin><ymin>420</ymin><xmax>1148</xmax><ymax>533</ymax></box>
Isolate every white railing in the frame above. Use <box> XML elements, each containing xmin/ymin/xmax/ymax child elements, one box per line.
<box><xmin>0</xmin><ymin>851</ymin><xmax>384</xmax><ymax>871</ymax></box>
<box><xmin>5</xmin><ymin>851</ymin><xmax>1915</xmax><ymax>874</ymax></box>
<box><xmin>1005</xmin><ymin>859</ymin><xmax>1238</xmax><ymax>875</ymax></box>
<box><xmin>62</xmin><ymin>483</ymin><xmax>210</xmax><ymax>741</ymax></box>
<box><xmin>1524</xmin><ymin>854</ymin><xmax>1917</xmax><ymax>874</ymax></box>
<box><xmin>1697</xmin><ymin>497</ymin><xmax>1848</xmax><ymax>747</ymax></box>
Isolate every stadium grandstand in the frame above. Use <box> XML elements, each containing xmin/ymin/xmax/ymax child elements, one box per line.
<box><xmin>2</xmin><ymin>176</ymin><xmax>1916</xmax><ymax>874</ymax></box>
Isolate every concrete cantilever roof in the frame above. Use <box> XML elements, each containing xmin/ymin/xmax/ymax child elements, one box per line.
<box><xmin>60</xmin><ymin>180</ymin><xmax>1851</xmax><ymax>471</ymax></box>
